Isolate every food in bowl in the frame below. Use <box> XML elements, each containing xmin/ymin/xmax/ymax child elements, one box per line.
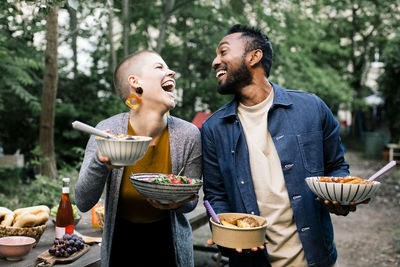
<box><xmin>306</xmin><ymin>176</ymin><xmax>381</xmax><ymax>205</ymax></box>
<box><xmin>0</xmin><ymin>236</ymin><xmax>36</xmax><ymax>261</ymax></box>
<box><xmin>95</xmin><ymin>135</ymin><xmax>152</xmax><ymax>166</ymax></box>
<box><xmin>210</xmin><ymin>213</ymin><xmax>267</xmax><ymax>249</ymax></box>
<box><xmin>95</xmin><ymin>134</ymin><xmax>149</xmax><ymax>141</ymax></box>
<box><xmin>316</xmin><ymin>176</ymin><xmax>372</xmax><ymax>184</ymax></box>
<box><xmin>129</xmin><ymin>173</ymin><xmax>202</xmax><ymax>204</ymax></box>
<box><xmin>221</xmin><ymin>216</ymin><xmax>261</xmax><ymax>228</ymax></box>
<box><xmin>149</xmin><ymin>174</ymin><xmax>202</xmax><ymax>185</ymax></box>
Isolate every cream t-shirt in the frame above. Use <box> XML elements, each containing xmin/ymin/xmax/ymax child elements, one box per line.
<box><xmin>237</xmin><ymin>90</ymin><xmax>308</xmax><ymax>267</ymax></box>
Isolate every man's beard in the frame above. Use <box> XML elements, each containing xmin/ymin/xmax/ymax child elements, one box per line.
<box><xmin>217</xmin><ymin>57</ymin><xmax>252</xmax><ymax>95</ymax></box>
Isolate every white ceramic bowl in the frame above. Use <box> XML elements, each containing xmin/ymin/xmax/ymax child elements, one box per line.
<box><xmin>95</xmin><ymin>136</ymin><xmax>152</xmax><ymax>166</ymax></box>
<box><xmin>129</xmin><ymin>173</ymin><xmax>203</xmax><ymax>204</ymax></box>
<box><xmin>210</xmin><ymin>213</ymin><xmax>267</xmax><ymax>249</ymax></box>
<box><xmin>305</xmin><ymin>176</ymin><xmax>381</xmax><ymax>205</ymax></box>
<box><xmin>0</xmin><ymin>236</ymin><xmax>35</xmax><ymax>261</ymax></box>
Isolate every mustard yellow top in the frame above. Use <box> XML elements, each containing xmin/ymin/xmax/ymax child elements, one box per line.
<box><xmin>118</xmin><ymin>122</ymin><xmax>171</xmax><ymax>223</ymax></box>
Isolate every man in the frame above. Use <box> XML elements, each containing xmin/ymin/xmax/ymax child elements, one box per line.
<box><xmin>201</xmin><ymin>24</ymin><xmax>360</xmax><ymax>267</ymax></box>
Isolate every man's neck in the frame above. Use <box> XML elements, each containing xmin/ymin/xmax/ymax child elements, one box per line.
<box><xmin>238</xmin><ymin>78</ymin><xmax>272</xmax><ymax>106</ymax></box>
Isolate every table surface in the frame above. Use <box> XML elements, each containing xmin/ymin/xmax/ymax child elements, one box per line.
<box><xmin>0</xmin><ymin>210</ymin><xmax>103</xmax><ymax>267</ymax></box>
<box><xmin>0</xmin><ymin>194</ymin><xmax>207</xmax><ymax>267</ymax></box>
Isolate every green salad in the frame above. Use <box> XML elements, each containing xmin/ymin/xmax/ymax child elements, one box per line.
<box><xmin>51</xmin><ymin>204</ymin><xmax>80</xmax><ymax>219</ymax></box>
<box><xmin>149</xmin><ymin>174</ymin><xmax>202</xmax><ymax>185</ymax></box>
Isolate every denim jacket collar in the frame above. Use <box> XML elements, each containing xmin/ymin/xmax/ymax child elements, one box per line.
<box><xmin>217</xmin><ymin>82</ymin><xmax>292</xmax><ymax>119</ymax></box>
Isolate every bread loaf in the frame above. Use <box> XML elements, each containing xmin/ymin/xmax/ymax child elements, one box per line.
<box><xmin>12</xmin><ymin>205</ymin><xmax>50</xmax><ymax>228</ymax></box>
<box><xmin>13</xmin><ymin>213</ymin><xmax>37</xmax><ymax>228</ymax></box>
<box><xmin>0</xmin><ymin>207</ymin><xmax>15</xmax><ymax>226</ymax></box>
<box><xmin>14</xmin><ymin>205</ymin><xmax>50</xmax><ymax>217</ymax></box>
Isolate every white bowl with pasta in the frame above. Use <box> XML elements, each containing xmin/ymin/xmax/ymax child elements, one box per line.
<box><xmin>305</xmin><ymin>176</ymin><xmax>381</xmax><ymax>205</ymax></box>
<box><xmin>95</xmin><ymin>135</ymin><xmax>152</xmax><ymax>166</ymax></box>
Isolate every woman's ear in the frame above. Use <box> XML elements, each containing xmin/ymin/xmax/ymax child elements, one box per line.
<box><xmin>128</xmin><ymin>75</ymin><xmax>143</xmax><ymax>94</ymax></box>
<box><xmin>248</xmin><ymin>49</ymin><xmax>263</xmax><ymax>67</ymax></box>
<box><xmin>128</xmin><ymin>75</ymin><xmax>139</xmax><ymax>88</ymax></box>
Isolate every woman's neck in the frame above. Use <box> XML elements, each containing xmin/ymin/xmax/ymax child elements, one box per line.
<box><xmin>129</xmin><ymin>109</ymin><xmax>168</xmax><ymax>144</ymax></box>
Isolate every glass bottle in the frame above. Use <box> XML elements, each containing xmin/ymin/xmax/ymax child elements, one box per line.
<box><xmin>91</xmin><ymin>198</ymin><xmax>103</xmax><ymax>228</ymax></box>
<box><xmin>55</xmin><ymin>177</ymin><xmax>74</xmax><ymax>239</ymax></box>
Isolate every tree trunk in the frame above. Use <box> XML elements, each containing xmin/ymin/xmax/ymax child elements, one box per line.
<box><xmin>122</xmin><ymin>0</ymin><xmax>129</xmax><ymax>57</ymax></box>
<box><xmin>39</xmin><ymin>6</ymin><xmax>58</xmax><ymax>179</ymax></box>
<box><xmin>108</xmin><ymin>0</ymin><xmax>117</xmax><ymax>71</ymax></box>
<box><xmin>155</xmin><ymin>0</ymin><xmax>175</xmax><ymax>54</ymax></box>
<box><xmin>66</xmin><ymin>2</ymin><xmax>78</xmax><ymax>79</ymax></box>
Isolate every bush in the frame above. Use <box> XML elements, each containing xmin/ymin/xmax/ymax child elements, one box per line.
<box><xmin>0</xmin><ymin>167</ymin><xmax>79</xmax><ymax>210</ymax></box>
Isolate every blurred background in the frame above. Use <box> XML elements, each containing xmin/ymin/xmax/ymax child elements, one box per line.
<box><xmin>0</xmin><ymin>0</ymin><xmax>399</xmax><ymax>229</ymax></box>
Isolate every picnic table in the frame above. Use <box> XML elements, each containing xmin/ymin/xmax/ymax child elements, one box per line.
<box><xmin>0</xmin><ymin>211</ymin><xmax>102</xmax><ymax>267</ymax></box>
<box><xmin>0</xmin><ymin>196</ymin><xmax>209</xmax><ymax>267</ymax></box>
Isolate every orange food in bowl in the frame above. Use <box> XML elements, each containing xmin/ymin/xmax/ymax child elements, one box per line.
<box><xmin>316</xmin><ymin>176</ymin><xmax>372</xmax><ymax>184</ymax></box>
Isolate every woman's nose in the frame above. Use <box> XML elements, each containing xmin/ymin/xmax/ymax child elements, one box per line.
<box><xmin>167</xmin><ymin>69</ymin><xmax>175</xmax><ymax>77</ymax></box>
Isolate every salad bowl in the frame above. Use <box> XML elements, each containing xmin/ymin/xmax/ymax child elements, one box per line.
<box><xmin>129</xmin><ymin>173</ymin><xmax>202</xmax><ymax>204</ymax></box>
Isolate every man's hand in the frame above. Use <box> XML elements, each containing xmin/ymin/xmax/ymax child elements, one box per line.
<box><xmin>206</xmin><ymin>238</ymin><xmax>267</xmax><ymax>253</ymax></box>
<box><xmin>318</xmin><ymin>197</ymin><xmax>370</xmax><ymax>216</ymax></box>
<box><xmin>146</xmin><ymin>194</ymin><xmax>198</xmax><ymax>210</ymax></box>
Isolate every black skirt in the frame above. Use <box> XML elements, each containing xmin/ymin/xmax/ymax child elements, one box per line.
<box><xmin>109</xmin><ymin>215</ymin><xmax>177</xmax><ymax>267</ymax></box>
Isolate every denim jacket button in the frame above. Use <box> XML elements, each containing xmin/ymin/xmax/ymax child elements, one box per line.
<box><xmin>251</xmin><ymin>211</ymin><xmax>255</xmax><ymax>215</ymax></box>
<box><xmin>241</xmin><ymin>181</ymin><xmax>244</xmax><ymax>184</ymax></box>
<box><xmin>231</xmin><ymin>150</ymin><xmax>235</xmax><ymax>154</ymax></box>
<box><xmin>285</xmin><ymin>163</ymin><xmax>294</xmax><ymax>169</ymax></box>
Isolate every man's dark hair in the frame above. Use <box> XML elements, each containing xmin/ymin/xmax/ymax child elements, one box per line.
<box><xmin>227</xmin><ymin>24</ymin><xmax>273</xmax><ymax>77</ymax></box>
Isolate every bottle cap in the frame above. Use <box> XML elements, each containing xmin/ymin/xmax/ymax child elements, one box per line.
<box><xmin>63</xmin><ymin>177</ymin><xmax>70</xmax><ymax>183</ymax></box>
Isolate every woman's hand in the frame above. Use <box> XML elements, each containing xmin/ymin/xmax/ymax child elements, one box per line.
<box><xmin>146</xmin><ymin>194</ymin><xmax>198</xmax><ymax>210</ymax></box>
<box><xmin>96</xmin><ymin>129</ymin><xmax>122</xmax><ymax>169</ymax></box>
<box><xmin>97</xmin><ymin>149</ymin><xmax>122</xmax><ymax>169</ymax></box>
<box><xmin>318</xmin><ymin>197</ymin><xmax>370</xmax><ymax>216</ymax></box>
<box><xmin>206</xmin><ymin>238</ymin><xmax>267</xmax><ymax>253</ymax></box>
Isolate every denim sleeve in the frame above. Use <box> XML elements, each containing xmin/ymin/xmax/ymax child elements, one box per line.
<box><xmin>317</xmin><ymin>97</ymin><xmax>349</xmax><ymax>176</ymax></box>
<box><xmin>201</xmin><ymin>123</ymin><xmax>232</xmax><ymax>215</ymax></box>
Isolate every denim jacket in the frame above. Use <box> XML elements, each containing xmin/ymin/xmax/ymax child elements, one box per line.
<box><xmin>201</xmin><ymin>83</ymin><xmax>349</xmax><ymax>267</ymax></box>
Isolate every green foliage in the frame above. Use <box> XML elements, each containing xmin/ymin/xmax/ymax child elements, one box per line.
<box><xmin>0</xmin><ymin>167</ymin><xmax>79</xmax><ymax>210</ymax></box>
<box><xmin>379</xmin><ymin>35</ymin><xmax>400</xmax><ymax>142</ymax></box>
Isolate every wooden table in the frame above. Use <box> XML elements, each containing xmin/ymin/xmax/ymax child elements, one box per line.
<box><xmin>0</xmin><ymin>211</ymin><xmax>102</xmax><ymax>267</ymax></box>
<box><xmin>0</xmin><ymin>195</ymin><xmax>210</xmax><ymax>267</ymax></box>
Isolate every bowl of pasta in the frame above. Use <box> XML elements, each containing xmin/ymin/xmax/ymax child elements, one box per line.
<box><xmin>305</xmin><ymin>176</ymin><xmax>381</xmax><ymax>205</ymax></box>
<box><xmin>95</xmin><ymin>134</ymin><xmax>152</xmax><ymax>166</ymax></box>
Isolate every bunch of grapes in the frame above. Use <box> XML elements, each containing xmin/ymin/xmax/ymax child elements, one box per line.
<box><xmin>48</xmin><ymin>234</ymin><xmax>85</xmax><ymax>258</ymax></box>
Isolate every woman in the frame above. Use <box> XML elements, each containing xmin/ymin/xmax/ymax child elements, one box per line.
<box><xmin>74</xmin><ymin>50</ymin><xmax>202</xmax><ymax>267</ymax></box>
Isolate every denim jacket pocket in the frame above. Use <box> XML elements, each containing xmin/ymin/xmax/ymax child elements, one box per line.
<box><xmin>297</xmin><ymin>131</ymin><xmax>324</xmax><ymax>173</ymax></box>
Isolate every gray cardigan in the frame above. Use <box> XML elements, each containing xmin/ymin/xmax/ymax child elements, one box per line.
<box><xmin>74</xmin><ymin>112</ymin><xmax>202</xmax><ymax>267</ymax></box>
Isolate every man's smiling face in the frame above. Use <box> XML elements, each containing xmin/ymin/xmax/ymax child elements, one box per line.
<box><xmin>212</xmin><ymin>32</ymin><xmax>253</xmax><ymax>95</ymax></box>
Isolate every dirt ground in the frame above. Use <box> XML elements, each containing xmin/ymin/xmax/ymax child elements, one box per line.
<box><xmin>193</xmin><ymin>150</ymin><xmax>400</xmax><ymax>267</ymax></box>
